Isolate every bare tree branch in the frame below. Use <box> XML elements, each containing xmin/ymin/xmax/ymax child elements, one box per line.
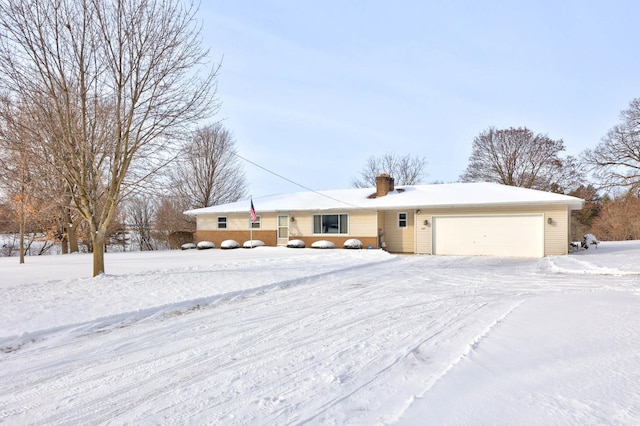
<box><xmin>583</xmin><ymin>98</ymin><xmax>640</xmax><ymax>194</ymax></box>
<box><xmin>351</xmin><ymin>152</ymin><xmax>427</xmax><ymax>188</ymax></box>
<box><xmin>170</xmin><ymin>123</ymin><xmax>247</xmax><ymax>209</ymax></box>
<box><xmin>460</xmin><ymin>126</ymin><xmax>582</xmax><ymax>193</ymax></box>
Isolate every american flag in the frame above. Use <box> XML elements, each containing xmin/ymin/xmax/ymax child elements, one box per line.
<box><xmin>250</xmin><ymin>199</ymin><xmax>257</xmax><ymax>223</ymax></box>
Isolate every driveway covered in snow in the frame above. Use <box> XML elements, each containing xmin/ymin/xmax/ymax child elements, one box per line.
<box><xmin>1</xmin><ymin>243</ymin><xmax>639</xmax><ymax>424</ymax></box>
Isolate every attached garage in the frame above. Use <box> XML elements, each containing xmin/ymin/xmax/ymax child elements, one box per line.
<box><xmin>432</xmin><ymin>214</ymin><xmax>544</xmax><ymax>258</ymax></box>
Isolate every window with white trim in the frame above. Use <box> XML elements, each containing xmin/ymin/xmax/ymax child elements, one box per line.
<box><xmin>217</xmin><ymin>216</ymin><xmax>227</xmax><ymax>229</ymax></box>
<box><xmin>250</xmin><ymin>215</ymin><xmax>261</xmax><ymax>229</ymax></box>
<box><xmin>313</xmin><ymin>214</ymin><xmax>348</xmax><ymax>234</ymax></box>
<box><xmin>398</xmin><ymin>212</ymin><xmax>408</xmax><ymax>228</ymax></box>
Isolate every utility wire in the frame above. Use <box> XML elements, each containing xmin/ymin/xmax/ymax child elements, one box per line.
<box><xmin>231</xmin><ymin>150</ymin><xmax>364</xmax><ymax>209</ymax></box>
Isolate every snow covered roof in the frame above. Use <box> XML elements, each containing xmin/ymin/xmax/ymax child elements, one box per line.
<box><xmin>184</xmin><ymin>182</ymin><xmax>585</xmax><ymax>215</ymax></box>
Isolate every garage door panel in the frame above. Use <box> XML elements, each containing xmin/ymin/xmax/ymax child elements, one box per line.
<box><xmin>433</xmin><ymin>215</ymin><xmax>543</xmax><ymax>257</ymax></box>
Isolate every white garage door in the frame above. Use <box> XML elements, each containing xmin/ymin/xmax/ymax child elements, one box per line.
<box><xmin>433</xmin><ymin>214</ymin><xmax>544</xmax><ymax>257</ymax></box>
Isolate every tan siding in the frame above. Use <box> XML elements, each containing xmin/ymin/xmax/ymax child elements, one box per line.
<box><xmin>196</xmin><ymin>215</ymin><xmax>218</xmax><ymax>231</ymax></box>
<box><xmin>226</xmin><ymin>214</ymin><xmax>252</xmax><ymax>229</ymax></box>
<box><xmin>289</xmin><ymin>215</ymin><xmax>311</xmax><ymax>239</ymax></box>
<box><xmin>259</xmin><ymin>214</ymin><xmax>278</xmax><ymax>229</ymax></box>
<box><xmin>349</xmin><ymin>210</ymin><xmax>379</xmax><ymax>236</ymax></box>
<box><xmin>196</xmin><ymin>213</ymin><xmax>251</xmax><ymax>231</ymax></box>
<box><xmin>198</xmin><ymin>213</ymin><xmax>279</xmax><ymax>231</ymax></box>
<box><xmin>415</xmin><ymin>212</ymin><xmax>432</xmax><ymax>254</ymax></box>
<box><xmin>382</xmin><ymin>210</ymin><xmax>415</xmax><ymax>253</ymax></box>
<box><xmin>544</xmin><ymin>205</ymin><xmax>571</xmax><ymax>255</ymax></box>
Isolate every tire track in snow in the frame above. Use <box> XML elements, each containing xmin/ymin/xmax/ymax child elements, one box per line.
<box><xmin>2</xmin><ymin>257</ymin><xmax>410</xmax><ymax>424</ymax></box>
<box><xmin>204</xmin><ymin>258</ymin><xmax>505</xmax><ymax>424</ymax></box>
<box><xmin>0</xmin><ymin>255</ymin><xmax>398</xmax><ymax>353</ymax></box>
<box><xmin>545</xmin><ymin>255</ymin><xmax>640</xmax><ymax>276</ymax></box>
<box><xmin>411</xmin><ymin>299</ymin><xmax>526</xmax><ymax>396</ymax></box>
<box><xmin>3</xmin><ymin>254</ymin><xmax>634</xmax><ymax>425</ymax></box>
<box><xmin>1</xmin><ymin>257</ymin><xmax>453</xmax><ymax>423</ymax></box>
<box><xmin>294</xmin><ymin>300</ymin><xmax>493</xmax><ymax>425</ymax></box>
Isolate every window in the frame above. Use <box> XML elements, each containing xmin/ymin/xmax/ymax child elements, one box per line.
<box><xmin>251</xmin><ymin>215</ymin><xmax>261</xmax><ymax>229</ymax></box>
<box><xmin>313</xmin><ymin>214</ymin><xmax>348</xmax><ymax>234</ymax></box>
<box><xmin>217</xmin><ymin>216</ymin><xmax>227</xmax><ymax>229</ymax></box>
<box><xmin>398</xmin><ymin>212</ymin><xmax>408</xmax><ymax>228</ymax></box>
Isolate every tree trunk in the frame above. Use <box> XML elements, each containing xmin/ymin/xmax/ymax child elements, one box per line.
<box><xmin>61</xmin><ymin>234</ymin><xmax>68</xmax><ymax>254</ymax></box>
<box><xmin>63</xmin><ymin>194</ymin><xmax>79</xmax><ymax>253</ymax></box>
<box><xmin>67</xmin><ymin>214</ymin><xmax>80</xmax><ymax>253</ymax></box>
<box><xmin>92</xmin><ymin>230</ymin><xmax>106</xmax><ymax>276</ymax></box>
<box><xmin>19</xmin><ymin>210</ymin><xmax>25</xmax><ymax>264</ymax></box>
<box><xmin>60</xmin><ymin>205</ymin><xmax>70</xmax><ymax>254</ymax></box>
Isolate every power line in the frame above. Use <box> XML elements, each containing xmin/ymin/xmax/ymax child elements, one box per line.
<box><xmin>231</xmin><ymin>151</ymin><xmax>363</xmax><ymax>209</ymax></box>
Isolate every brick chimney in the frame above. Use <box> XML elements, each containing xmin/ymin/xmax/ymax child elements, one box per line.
<box><xmin>375</xmin><ymin>173</ymin><xmax>395</xmax><ymax>197</ymax></box>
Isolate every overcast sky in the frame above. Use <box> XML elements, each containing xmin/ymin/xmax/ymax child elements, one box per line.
<box><xmin>198</xmin><ymin>1</ymin><xmax>639</xmax><ymax>197</ymax></box>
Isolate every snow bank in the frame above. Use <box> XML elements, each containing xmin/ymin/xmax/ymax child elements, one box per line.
<box><xmin>400</xmin><ymin>291</ymin><xmax>640</xmax><ymax>425</ymax></box>
<box><xmin>1</xmin><ymin>242</ymin><xmax>639</xmax><ymax>425</ymax></box>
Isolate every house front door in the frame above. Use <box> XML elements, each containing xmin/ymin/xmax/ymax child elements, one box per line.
<box><xmin>277</xmin><ymin>215</ymin><xmax>289</xmax><ymax>246</ymax></box>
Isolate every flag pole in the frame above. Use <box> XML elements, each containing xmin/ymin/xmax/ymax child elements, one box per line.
<box><xmin>249</xmin><ymin>197</ymin><xmax>258</xmax><ymax>249</ymax></box>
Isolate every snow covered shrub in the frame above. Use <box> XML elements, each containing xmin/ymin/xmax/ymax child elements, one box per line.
<box><xmin>181</xmin><ymin>243</ymin><xmax>196</xmax><ymax>250</ymax></box>
<box><xmin>343</xmin><ymin>239</ymin><xmax>363</xmax><ymax>249</ymax></box>
<box><xmin>221</xmin><ymin>240</ymin><xmax>240</xmax><ymax>250</ymax></box>
<box><xmin>196</xmin><ymin>241</ymin><xmax>215</xmax><ymax>250</ymax></box>
<box><xmin>243</xmin><ymin>240</ymin><xmax>265</xmax><ymax>248</ymax></box>
<box><xmin>287</xmin><ymin>239</ymin><xmax>305</xmax><ymax>248</ymax></box>
<box><xmin>311</xmin><ymin>240</ymin><xmax>335</xmax><ymax>249</ymax></box>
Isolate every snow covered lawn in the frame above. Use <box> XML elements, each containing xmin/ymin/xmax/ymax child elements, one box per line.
<box><xmin>1</xmin><ymin>242</ymin><xmax>639</xmax><ymax>424</ymax></box>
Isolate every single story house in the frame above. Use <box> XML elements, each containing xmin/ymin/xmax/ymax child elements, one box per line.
<box><xmin>184</xmin><ymin>174</ymin><xmax>585</xmax><ymax>257</ymax></box>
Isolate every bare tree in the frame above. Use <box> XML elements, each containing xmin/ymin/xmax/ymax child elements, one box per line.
<box><xmin>569</xmin><ymin>184</ymin><xmax>602</xmax><ymax>240</ymax></box>
<box><xmin>583</xmin><ymin>98</ymin><xmax>640</xmax><ymax>194</ymax></box>
<box><xmin>155</xmin><ymin>195</ymin><xmax>196</xmax><ymax>249</ymax></box>
<box><xmin>460</xmin><ymin>127</ymin><xmax>581</xmax><ymax>193</ymax></box>
<box><xmin>352</xmin><ymin>153</ymin><xmax>427</xmax><ymax>188</ymax></box>
<box><xmin>126</xmin><ymin>196</ymin><xmax>157</xmax><ymax>251</ymax></box>
<box><xmin>0</xmin><ymin>100</ymin><xmax>37</xmax><ymax>263</ymax></box>
<box><xmin>0</xmin><ymin>0</ymin><xmax>218</xmax><ymax>276</ymax></box>
<box><xmin>156</xmin><ymin>196</ymin><xmax>194</xmax><ymax>233</ymax></box>
<box><xmin>0</xmin><ymin>96</ymin><xmax>84</xmax><ymax>256</ymax></box>
<box><xmin>171</xmin><ymin>123</ymin><xmax>247</xmax><ymax>209</ymax></box>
